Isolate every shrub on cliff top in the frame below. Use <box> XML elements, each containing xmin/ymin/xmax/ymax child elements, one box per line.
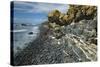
<box><xmin>48</xmin><ymin>5</ymin><xmax>97</xmax><ymax>27</ymax></box>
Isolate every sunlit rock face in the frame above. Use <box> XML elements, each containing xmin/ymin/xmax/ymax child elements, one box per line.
<box><xmin>44</xmin><ymin>5</ymin><xmax>97</xmax><ymax>63</ymax></box>
<box><xmin>48</xmin><ymin>5</ymin><xmax>97</xmax><ymax>26</ymax></box>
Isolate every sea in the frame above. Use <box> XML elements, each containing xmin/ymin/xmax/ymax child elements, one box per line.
<box><xmin>12</xmin><ymin>23</ymin><xmax>40</xmax><ymax>55</ymax></box>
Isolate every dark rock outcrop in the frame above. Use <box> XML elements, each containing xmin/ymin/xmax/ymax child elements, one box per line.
<box><xmin>21</xmin><ymin>23</ymin><xmax>27</xmax><ymax>26</ymax></box>
<box><xmin>28</xmin><ymin>32</ymin><xmax>33</xmax><ymax>35</ymax></box>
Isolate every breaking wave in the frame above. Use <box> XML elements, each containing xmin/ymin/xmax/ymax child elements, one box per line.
<box><xmin>12</xmin><ymin>29</ymin><xmax>27</xmax><ymax>33</ymax></box>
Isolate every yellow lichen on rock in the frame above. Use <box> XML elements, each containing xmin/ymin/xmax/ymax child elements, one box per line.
<box><xmin>48</xmin><ymin>10</ymin><xmax>61</xmax><ymax>23</ymax></box>
<box><xmin>48</xmin><ymin>5</ymin><xmax>97</xmax><ymax>27</ymax></box>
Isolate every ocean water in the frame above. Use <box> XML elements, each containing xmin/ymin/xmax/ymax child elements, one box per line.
<box><xmin>12</xmin><ymin>23</ymin><xmax>40</xmax><ymax>54</ymax></box>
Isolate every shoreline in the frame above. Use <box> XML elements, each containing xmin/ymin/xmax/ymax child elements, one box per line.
<box><xmin>13</xmin><ymin>20</ymin><xmax>97</xmax><ymax>65</ymax></box>
<box><xmin>13</xmin><ymin>25</ymin><xmax>40</xmax><ymax>55</ymax></box>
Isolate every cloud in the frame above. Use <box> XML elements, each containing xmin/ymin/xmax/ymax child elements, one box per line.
<box><xmin>13</xmin><ymin>1</ymin><xmax>69</xmax><ymax>24</ymax></box>
<box><xmin>14</xmin><ymin>17</ymin><xmax>33</xmax><ymax>23</ymax></box>
<box><xmin>14</xmin><ymin>17</ymin><xmax>47</xmax><ymax>24</ymax></box>
<box><xmin>14</xmin><ymin>1</ymin><xmax>69</xmax><ymax>14</ymax></box>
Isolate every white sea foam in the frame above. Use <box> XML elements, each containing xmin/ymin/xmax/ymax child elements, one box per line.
<box><xmin>12</xmin><ymin>29</ymin><xmax>27</xmax><ymax>33</ymax></box>
<box><xmin>31</xmin><ymin>26</ymin><xmax>39</xmax><ymax>32</ymax></box>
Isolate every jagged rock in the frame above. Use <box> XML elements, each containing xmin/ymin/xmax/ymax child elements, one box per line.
<box><xmin>67</xmin><ymin>5</ymin><xmax>97</xmax><ymax>22</ymax></box>
<box><xmin>48</xmin><ymin>5</ymin><xmax>97</xmax><ymax>27</ymax></box>
<box><xmin>89</xmin><ymin>38</ymin><xmax>97</xmax><ymax>44</ymax></box>
<box><xmin>48</xmin><ymin>10</ymin><xmax>61</xmax><ymax>24</ymax></box>
<box><xmin>62</xmin><ymin>14</ymin><xmax>72</xmax><ymax>25</ymax></box>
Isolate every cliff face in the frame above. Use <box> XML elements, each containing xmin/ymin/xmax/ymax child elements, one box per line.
<box><xmin>14</xmin><ymin>5</ymin><xmax>97</xmax><ymax>65</ymax></box>
<box><xmin>48</xmin><ymin>5</ymin><xmax>97</xmax><ymax>26</ymax></box>
<box><xmin>46</xmin><ymin>5</ymin><xmax>97</xmax><ymax>61</ymax></box>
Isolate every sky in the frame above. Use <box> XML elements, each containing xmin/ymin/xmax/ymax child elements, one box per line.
<box><xmin>13</xmin><ymin>1</ymin><xmax>69</xmax><ymax>25</ymax></box>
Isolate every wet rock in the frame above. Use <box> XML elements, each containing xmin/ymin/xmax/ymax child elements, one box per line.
<box><xmin>28</xmin><ymin>32</ymin><xmax>33</xmax><ymax>35</ymax></box>
<box><xmin>21</xmin><ymin>23</ymin><xmax>27</xmax><ymax>26</ymax></box>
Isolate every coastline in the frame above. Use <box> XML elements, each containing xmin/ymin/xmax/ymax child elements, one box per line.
<box><xmin>13</xmin><ymin>18</ymin><xmax>97</xmax><ymax>65</ymax></box>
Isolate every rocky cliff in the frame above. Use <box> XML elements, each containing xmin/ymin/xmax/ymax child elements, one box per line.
<box><xmin>13</xmin><ymin>5</ymin><xmax>97</xmax><ymax>66</ymax></box>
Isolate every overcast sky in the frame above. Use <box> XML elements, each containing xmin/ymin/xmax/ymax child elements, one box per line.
<box><xmin>13</xmin><ymin>1</ymin><xmax>69</xmax><ymax>24</ymax></box>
